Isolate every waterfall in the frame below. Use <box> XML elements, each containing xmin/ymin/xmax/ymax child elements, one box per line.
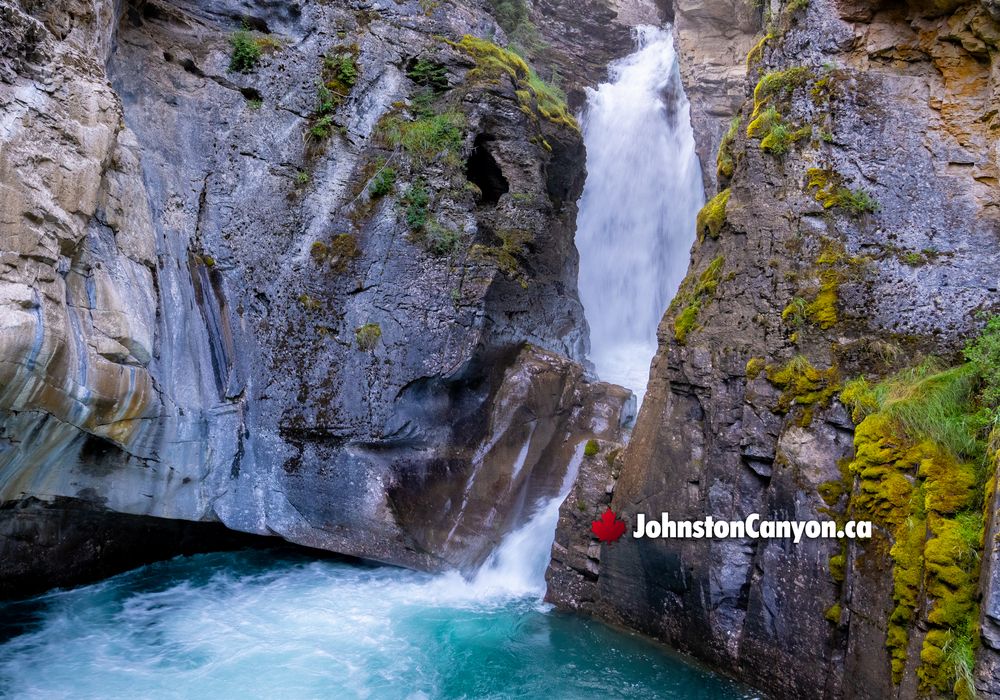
<box><xmin>466</xmin><ymin>441</ymin><xmax>585</xmax><ymax>596</ymax></box>
<box><xmin>576</xmin><ymin>26</ymin><xmax>704</xmax><ymax>404</ymax></box>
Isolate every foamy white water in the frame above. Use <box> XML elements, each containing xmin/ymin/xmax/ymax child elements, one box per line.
<box><xmin>576</xmin><ymin>26</ymin><xmax>704</xmax><ymax>404</ymax></box>
<box><xmin>0</xmin><ymin>490</ymin><xmax>750</xmax><ymax>699</ymax></box>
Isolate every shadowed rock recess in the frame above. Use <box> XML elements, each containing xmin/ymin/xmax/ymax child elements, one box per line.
<box><xmin>0</xmin><ymin>0</ymin><xmax>656</xmax><ymax>596</ymax></box>
<box><xmin>547</xmin><ymin>0</ymin><xmax>1000</xmax><ymax>698</ymax></box>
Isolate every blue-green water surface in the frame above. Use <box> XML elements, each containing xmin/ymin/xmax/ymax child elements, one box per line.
<box><xmin>0</xmin><ymin>550</ymin><xmax>753</xmax><ymax>699</ymax></box>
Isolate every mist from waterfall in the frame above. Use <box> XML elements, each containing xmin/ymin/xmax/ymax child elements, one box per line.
<box><xmin>576</xmin><ymin>26</ymin><xmax>704</xmax><ymax>404</ymax></box>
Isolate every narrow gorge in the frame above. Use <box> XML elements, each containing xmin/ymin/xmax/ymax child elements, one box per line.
<box><xmin>2</xmin><ymin>0</ymin><xmax>1000</xmax><ymax>698</ymax></box>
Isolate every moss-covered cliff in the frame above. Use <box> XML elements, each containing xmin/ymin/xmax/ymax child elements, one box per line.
<box><xmin>548</xmin><ymin>1</ymin><xmax>1000</xmax><ymax>698</ymax></box>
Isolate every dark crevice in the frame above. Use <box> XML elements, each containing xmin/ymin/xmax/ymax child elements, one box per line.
<box><xmin>466</xmin><ymin>134</ymin><xmax>509</xmax><ymax>206</ymax></box>
<box><xmin>179</xmin><ymin>57</ymin><xmax>203</xmax><ymax>76</ymax></box>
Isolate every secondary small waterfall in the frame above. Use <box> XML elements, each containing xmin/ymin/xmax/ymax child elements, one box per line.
<box><xmin>576</xmin><ymin>26</ymin><xmax>704</xmax><ymax>404</ymax></box>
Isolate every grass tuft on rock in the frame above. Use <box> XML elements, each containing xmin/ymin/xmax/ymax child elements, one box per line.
<box><xmin>355</xmin><ymin>323</ymin><xmax>382</xmax><ymax>351</ymax></box>
<box><xmin>838</xmin><ymin>318</ymin><xmax>1000</xmax><ymax>693</ymax></box>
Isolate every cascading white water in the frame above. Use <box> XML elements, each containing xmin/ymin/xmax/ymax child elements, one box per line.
<box><xmin>0</xmin><ymin>433</ymin><xmax>745</xmax><ymax>698</ymax></box>
<box><xmin>576</xmin><ymin>26</ymin><xmax>704</xmax><ymax>404</ymax></box>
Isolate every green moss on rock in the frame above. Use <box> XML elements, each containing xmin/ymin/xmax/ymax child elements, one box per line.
<box><xmin>746</xmin><ymin>357</ymin><xmax>766</xmax><ymax>379</ymax></box>
<box><xmin>696</xmin><ymin>189</ymin><xmax>731</xmax><ymax>240</ymax></box>
<box><xmin>355</xmin><ymin>323</ymin><xmax>382</xmax><ymax>351</ymax></box>
<box><xmin>766</xmin><ymin>355</ymin><xmax>840</xmax><ymax>418</ymax></box>
<box><xmin>824</xmin><ymin>603</ymin><xmax>842</xmax><ymax>624</ymax></box>
<box><xmin>672</xmin><ymin>256</ymin><xmax>725</xmax><ymax>344</ymax></box>
<box><xmin>451</xmin><ymin>36</ymin><xmax>578</xmax><ymax>132</ymax></box>
<box><xmin>717</xmin><ymin>116</ymin><xmax>740</xmax><ymax>180</ymax></box>
<box><xmin>839</xmin><ymin>352</ymin><xmax>995</xmax><ymax>691</ymax></box>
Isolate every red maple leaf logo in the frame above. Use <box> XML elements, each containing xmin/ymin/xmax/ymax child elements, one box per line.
<box><xmin>591</xmin><ymin>508</ymin><xmax>626</xmax><ymax>543</ymax></box>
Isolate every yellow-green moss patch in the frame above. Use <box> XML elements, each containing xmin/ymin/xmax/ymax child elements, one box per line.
<box><xmin>696</xmin><ymin>189</ymin><xmax>731</xmax><ymax>240</ymax></box>
<box><xmin>672</xmin><ymin>256</ymin><xmax>725</xmax><ymax>344</ymax></box>
<box><xmin>824</xmin><ymin>603</ymin><xmax>842</xmax><ymax>624</ymax></box>
<box><xmin>355</xmin><ymin>323</ymin><xmax>382</xmax><ymax>350</ymax></box>
<box><xmin>451</xmin><ymin>36</ymin><xmax>578</xmax><ymax>132</ymax></box>
<box><xmin>752</xmin><ymin>66</ymin><xmax>811</xmax><ymax>115</ymax></box>
<box><xmin>839</xmin><ymin>348</ymin><xmax>997</xmax><ymax>692</ymax></box>
<box><xmin>766</xmin><ymin>355</ymin><xmax>840</xmax><ymax>420</ymax></box>
<box><xmin>745</xmin><ymin>33</ymin><xmax>773</xmax><ymax>70</ymax></box>
<box><xmin>746</xmin><ymin>357</ymin><xmax>766</xmax><ymax>379</ymax></box>
<box><xmin>717</xmin><ymin>117</ymin><xmax>740</xmax><ymax>180</ymax></box>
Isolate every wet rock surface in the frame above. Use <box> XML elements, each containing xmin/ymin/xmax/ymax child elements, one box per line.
<box><xmin>0</xmin><ymin>0</ymin><xmax>646</xmax><ymax>593</ymax></box>
<box><xmin>0</xmin><ymin>496</ymin><xmax>280</xmax><ymax>600</ymax></box>
<box><xmin>547</xmin><ymin>0</ymin><xmax>1000</xmax><ymax>698</ymax></box>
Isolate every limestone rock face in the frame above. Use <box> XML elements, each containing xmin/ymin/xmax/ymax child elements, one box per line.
<box><xmin>672</xmin><ymin>0</ymin><xmax>760</xmax><ymax>191</ymax></box>
<box><xmin>0</xmin><ymin>0</ymin><xmax>636</xmax><ymax>589</ymax></box>
<box><xmin>547</xmin><ymin>0</ymin><xmax>1000</xmax><ymax>698</ymax></box>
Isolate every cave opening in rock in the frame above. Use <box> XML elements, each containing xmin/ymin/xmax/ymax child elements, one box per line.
<box><xmin>466</xmin><ymin>134</ymin><xmax>509</xmax><ymax>205</ymax></box>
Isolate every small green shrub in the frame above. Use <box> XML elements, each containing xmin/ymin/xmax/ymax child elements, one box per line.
<box><xmin>584</xmin><ymin>439</ymin><xmax>600</xmax><ymax>457</ymax></box>
<box><xmin>229</xmin><ymin>30</ymin><xmax>262</xmax><ymax>73</ymax></box>
<box><xmin>309</xmin><ymin>115</ymin><xmax>335</xmax><ymax>141</ymax></box>
<box><xmin>839</xmin><ymin>188</ymin><xmax>879</xmax><ymax>217</ymax></box>
<box><xmin>806</xmin><ymin>169</ymin><xmax>878</xmax><ymax>217</ymax></box>
<box><xmin>324</xmin><ymin>49</ymin><xmax>359</xmax><ymax>95</ymax></box>
<box><xmin>407</xmin><ymin>59</ymin><xmax>449</xmax><ymax>91</ymax></box>
<box><xmin>316</xmin><ymin>86</ymin><xmax>337</xmax><ymax>116</ymax></box>
<box><xmin>424</xmin><ymin>221</ymin><xmax>461</xmax><ymax>256</ymax></box>
<box><xmin>403</xmin><ymin>182</ymin><xmax>430</xmax><ymax>230</ymax></box>
<box><xmin>369</xmin><ymin>166</ymin><xmax>397</xmax><ymax>198</ymax></box>
<box><xmin>355</xmin><ymin>323</ymin><xmax>382</xmax><ymax>351</ymax></box>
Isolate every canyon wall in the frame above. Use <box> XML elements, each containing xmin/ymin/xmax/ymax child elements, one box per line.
<box><xmin>549</xmin><ymin>0</ymin><xmax>1000</xmax><ymax>698</ymax></box>
<box><xmin>0</xmin><ymin>0</ymin><xmax>650</xmax><ymax>595</ymax></box>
